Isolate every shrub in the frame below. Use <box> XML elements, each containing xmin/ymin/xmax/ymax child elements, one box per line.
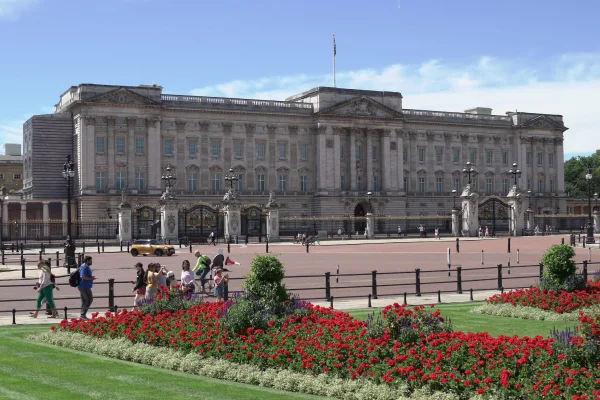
<box><xmin>138</xmin><ymin>285</ymin><xmax>203</xmax><ymax>315</ymax></box>
<box><xmin>243</xmin><ymin>255</ymin><xmax>287</xmax><ymax>303</ymax></box>
<box><xmin>539</xmin><ymin>244</ymin><xmax>581</xmax><ymax>291</ymax></box>
<box><xmin>382</xmin><ymin>303</ymin><xmax>452</xmax><ymax>343</ymax></box>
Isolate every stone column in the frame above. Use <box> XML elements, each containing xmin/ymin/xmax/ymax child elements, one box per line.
<box><xmin>381</xmin><ymin>129</ymin><xmax>391</xmax><ymax>192</ymax></box>
<box><xmin>452</xmin><ymin>208</ymin><xmax>460</xmax><ymax>237</ymax></box>
<box><xmin>147</xmin><ymin>117</ymin><xmax>161</xmax><ymax>193</ymax></box>
<box><xmin>556</xmin><ymin>137</ymin><xmax>565</xmax><ymax>192</ymax></box>
<box><xmin>317</xmin><ymin>124</ymin><xmax>327</xmax><ymax>191</ymax></box>
<box><xmin>350</xmin><ymin>128</ymin><xmax>357</xmax><ymax>190</ymax></box>
<box><xmin>506</xmin><ymin>185</ymin><xmax>525</xmax><ymax>236</ymax></box>
<box><xmin>397</xmin><ymin>130</ymin><xmax>405</xmax><ymax>192</ymax></box>
<box><xmin>223</xmin><ymin>202</ymin><xmax>241</xmax><ymax>240</ymax></box>
<box><xmin>84</xmin><ymin>116</ymin><xmax>96</xmax><ymax>191</ymax></box>
<box><xmin>42</xmin><ymin>201</ymin><xmax>49</xmax><ymax>238</ymax></box>
<box><xmin>461</xmin><ymin>185</ymin><xmax>479</xmax><ymax>237</ymax></box>
<box><xmin>107</xmin><ymin>116</ymin><xmax>115</xmax><ymax>189</ymax></box>
<box><xmin>266</xmin><ymin>206</ymin><xmax>280</xmax><ymax>242</ymax></box>
<box><xmin>333</xmin><ymin>127</ymin><xmax>341</xmax><ymax>192</ymax></box>
<box><xmin>127</xmin><ymin>118</ymin><xmax>137</xmax><ymax>189</ymax></box>
<box><xmin>366</xmin><ymin>130</ymin><xmax>373</xmax><ymax>191</ymax></box>
<box><xmin>160</xmin><ymin>201</ymin><xmax>179</xmax><ymax>242</ymax></box>
<box><xmin>20</xmin><ymin>202</ymin><xmax>27</xmax><ymax>238</ymax></box>
<box><xmin>62</xmin><ymin>201</ymin><xmax>68</xmax><ymax>236</ymax></box>
<box><xmin>366</xmin><ymin>213</ymin><xmax>374</xmax><ymax>239</ymax></box>
<box><xmin>245</xmin><ymin>124</ymin><xmax>256</xmax><ymax>190</ymax></box>
<box><xmin>2</xmin><ymin>201</ymin><xmax>7</xmax><ymax>237</ymax></box>
<box><xmin>118</xmin><ymin>204</ymin><xmax>133</xmax><ymax>243</ymax></box>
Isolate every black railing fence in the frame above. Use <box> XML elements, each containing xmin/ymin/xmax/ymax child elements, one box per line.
<box><xmin>1</xmin><ymin>221</ymin><xmax>119</xmax><ymax>243</ymax></box>
<box><xmin>1</xmin><ymin>260</ymin><xmax>596</xmax><ymax>324</ymax></box>
<box><xmin>529</xmin><ymin>215</ymin><xmax>590</xmax><ymax>235</ymax></box>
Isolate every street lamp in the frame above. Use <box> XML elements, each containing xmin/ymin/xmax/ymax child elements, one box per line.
<box><xmin>586</xmin><ymin>166</ymin><xmax>595</xmax><ymax>244</ymax></box>
<box><xmin>451</xmin><ymin>189</ymin><xmax>457</xmax><ymax>210</ymax></box>
<box><xmin>161</xmin><ymin>165</ymin><xmax>176</xmax><ymax>195</ymax></box>
<box><xmin>527</xmin><ymin>190</ymin><xmax>532</xmax><ymax>212</ymax></box>
<box><xmin>462</xmin><ymin>162</ymin><xmax>475</xmax><ymax>185</ymax></box>
<box><xmin>224</xmin><ymin>168</ymin><xmax>239</xmax><ymax>191</ymax></box>
<box><xmin>508</xmin><ymin>162</ymin><xmax>522</xmax><ymax>187</ymax></box>
<box><xmin>366</xmin><ymin>191</ymin><xmax>373</xmax><ymax>213</ymax></box>
<box><xmin>62</xmin><ymin>155</ymin><xmax>76</xmax><ymax>269</ymax></box>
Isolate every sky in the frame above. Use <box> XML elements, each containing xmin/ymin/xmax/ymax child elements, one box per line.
<box><xmin>0</xmin><ymin>0</ymin><xmax>599</xmax><ymax>160</ymax></box>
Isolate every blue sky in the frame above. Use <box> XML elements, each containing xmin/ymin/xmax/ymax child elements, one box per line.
<box><xmin>1</xmin><ymin>0</ymin><xmax>599</xmax><ymax>160</ymax></box>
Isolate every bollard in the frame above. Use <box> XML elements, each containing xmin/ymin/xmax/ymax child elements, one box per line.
<box><xmin>20</xmin><ymin>243</ymin><xmax>23</xmax><ymax>253</ymax></box>
<box><xmin>83</xmin><ymin>242</ymin><xmax>86</xmax><ymax>253</ymax></box>
<box><xmin>120</xmin><ymin>241</ymin><xmax>123</xmax><ymax>252</ymax></box>
<box><xmin>589</xmin><ymin>247</ymin><xmax>592</xmax><ymax>262</ymax></box>
<box><xmin>179</xmin><ymin>241</ymin><xmax>182</xmax><ymax>249</ymax></box>
<box><xmin>224</xmin><ymin>282</ymin><xmax>229</xmax><ymax>301</ymax></box>
<box><xmin>501</xmin><ymin>286</ymin><xmax>504</xmax><ymax>293</ymax></box>
<box><xmin>415</xmin><ymin>268</ymin><xmax>421</xmax><ymax>297</ymax></box>
<box><xmin>127</xmin><ymin>241</ymin><xmax>130</xmax><ymax>253</ymax></box>
<box><xmin>114</xmin><ymin>305</ymin><xmax>118</xmax><ymax>314</ymax></box>
<box><xmin>583</xmin><ymin>260</ymin><xmax>588</xmax><ymax>282</ymax></box>
<box><xmin>56</xmin><ymin>251</ymin><xmax>59</xmax><ymax>267</ymax></box>
<box><xmin>584</xmin><ymin>239</ymin><xmax>586</xmax><ymax>248</ymax></box>
<box><xmin>102</xmin><ymin>241</ymin><xmax>105</xmax><ymax>253</ymax></box>
<box><xmin>507</xmin><ymin>258</ymin><xmax>511</xmax><ymax>275</ymax></box>
<box><xmin>456</xmin><ymin>238</ymin><xmax>460</xmax><ymax>253</ymax></box>
<box><xmin>497</xmin><ymin>264</ymin><xmax>503</xmax><ymax>290</ymax></box>
<box><xmin>97</xmin><ymin>242</ymin><xmax>100</xmax><ymax>253</ymax></box>
<box><xmin>403</xmin><ymin>292</ymin><xmax>407</xmax><ymax>305</ymax></box>
<box><xmin>235</xmin><ymin>235</ymin><xmax>239</xmax><ymax>245</ymax></box>
<box><xmin>324</xmin><ymin>272</ymin><xmax>331</xmax><ymax>300</ymax></box>
<box><xmin>11</xmin><ymin>243</ymin><xmax>14</xmax><ymax>252</ymax></box>
<box><xmin>330</xmin><ymin>296</ymin><xmax>334</xmax><ymax>309</ymax></box>
<box><xmin>41</xmin><ymin>243</ymin><xmax>45</xmax><ymax>255</ymax></box>
<box><xmin>481</xmin><ymin>250</ymin><xmax>484</xmax><ymax>265</ymax></box>
<box><xmin>561</xmin><ymin>237</ymin><xmax>564</xmax><ymax>245</ymax></box>
<box><xmin>507</xmin><ymin>238</ymin><xmax>511</xmax><ymax>253</ymax></box>
<box><xmin>39</xmin><ymin>250</ymin><xmax>42</xmax><ymax>261</ymax></box>
<box><xmin>517</xmin><ymin>249</ymin><xmax>520</xmax><ymax>264</ymax></box>
<box><xmin>437</xmin><ymin>290</ymin><xmax>441</xmax><ymax>303</ymax></box>
<box><xmin>12</xmin><ymin>309</ymin><xmax>16</xmax><ymax>325</ymax></box>
<box><xmin>371</xmin><ymin>270</ymin><xmax>378</xmax><ymax>299</ymax></box>
<box><xmin>336</xmin><ymin>265</ymin><xmax>339</xmax><ymax>283</ymax></box>
<box><xmin>245</xmin><ymin>235</ymin><xmax>248</xmax><ymax>245</ymax></box>
<box><xmin>21</xmin><ymin>258</ymin><xmax>25</xmax><ymax>279</ymax></box>
<box><xmin>447</xmin><ymin>248</ymin><xmax>451</xmax><ymax>277</ymax></box>
<box><xmin>265</xmin><ymin>238</ymin><xmax>269</xmax><ymax>254</ymax></box>
<box><xmin>1</xmin><ymin>250</ymin><xmax>4</xmax><ymax>265</ymax></box>
<box><xmin>78</xmin><ymin>253</ymin><xmax>83</xmax><ymax>267</ymax></box>
<box><xmin>108</xmin><ymin>279</ymin><xmax>115</xmax><ymax>312</ymax></box>
<box><xmin>306</xmin><ymin>241</ymin><xmax>309</xmax><ymax>253</ymax></box>
<box><xmin>64</xmin><ymin>306</ymin><xmax>68</xmax><ymax>320</ymax></box>
<box><xmin>47</xmin><ymin>258</ymin><xmax>51</xmax><ymax>268</ymax></box>
<box><xmin>539</xmin><ymin>262</ymin><xmax>544</xmax><ymax>279</ymax></box>
<box><xmin>227</xmin><ymin>239</ymin><xmax>231</xmax><ymax>254</ymax></box>
<box><xmin>456</xmin><ymin>266</ymin><xmax>463</xmax><ymax>294</ymax></box>
<box><xmin>368</xmin><ymin>294</ymin><xmax>372</xmax><ymax>308</ymax></box>
<box><xmin>189</xmin><ymin>243</ymin><xmax>192</xmax><ymax>253</ymax></box>
<box><xmin>469</xmin><ymin>288</ymin><xmax>474</xmax><ymax>301</ymax></box>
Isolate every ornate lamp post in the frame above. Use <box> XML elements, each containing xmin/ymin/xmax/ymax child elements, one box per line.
<box><xmin>451</xmin><ymin>189</ymin><xmax>457</xmax><ymax>210</ymax></box>
<box><xmin>161</xmin><ymin>165</ymin><xmax>176</xmax><ymax>195</ymax></box>
<box><xmin>366</xmin><ymin>191</ymin><xmax>373</xmax><ymax>213</ymax></box>
<box><xmin>508</xmin><ymin>162</ymin><xmax>522</xmax><ymax>187</ymax></box>
<box><xmin>462</xmin><ymin>162</ymin><xmax>475</xmax><ymax>185</ymax></box>
<box><xmin>224</xmin><ymin>168</ymin><xmax>239</xmax><ymax>192</ymax></box>
<box><xmin>586</xmin><ymin>166</ymin><xmax>595</xmax><ymax>244</ymax></box>
<box><xmin>62</xmin><ymin>155</ymin><xmax>76</xmax><ymax>268</ymax></box>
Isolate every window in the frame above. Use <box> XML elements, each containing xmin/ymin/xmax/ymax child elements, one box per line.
<box><xmin>503</xmin><ymin>178</ymin><xmax>508</xmax><ymax>194</ymax></box>
<box><xmin>418</xmin><ymin>177</ymin><xmax>425</xmax><ymax>193</ymax></box>
<box><xmin>372</xmin><ymin>146</ymin><xmax>377</xmax><ymax>161</ymax></box>
<box><xmin>435</xmin><ymin>148</ymin><xmax>443</xmax><ymax>163</ymax></box>
<box><xmin>188</xmin><ymin>139</ymin><xmax>197</xmax><ymax>157</ymax></box>
<box><xmin>403</xmin><ymin>177</ymin><xmax>408</xmax><ymax>192</ymax></box>
<box><xmin>486</xmin><ymin>150</ymin><xmax>493</xmax><ymax>164</ymax></box>
<box><xmin>502</xmin><ymin>152</ymin><xmax>508</xmax><ymax>165</ymax></box>
<box><xmin>257</xmin><ymin>174</ymin><xmax>265</xmax><ymax>192</ymax></box>
<box><xmin>279</xmin><ymin>175</ymin><xmax>287</xmax><ymax>192</ymax></box>
<box><xmin>135</xmin><ymin>138</ymin><xmax>144</xmax><ymax>155</ymax></box>
<box><xmin>538</xmin><ymin>179</ymin><xmax>544</xmax><ymax>193</ymax></box>
<box><xmin>537</xmin><ymin>152</ymin><xmax>543</xmax><ymax>166</ymax></box>
<box><xmin>373</xmin><ymin>175</ymin><xmax>378</xmax><ymax>192</ymax></box>
<box><xmin>234</xmin><ymin>141</ymin><xmax>243</xmax><ymax>158</ymax></box>
<box><xmin>300</xmin><ymin>175</ymin><xmax>307</xmax><ymax>192</ymax></box>
<box><xmin>548</xmin><ymin>152</ymin><xmax>554</xmax><ymax>166</ymax></box>
<box><xmin>256</xmin><ymin>143</ymin><xmax>265</xmax><ymax>158</ymax></box>
<box><xmin>300</xmin><ymin>144</ymin><xmax>308</xmax><ymax>160</ymax></box>
<box><xmin>115</xmin><ymin>171</ymin><xmax>126</xmax><ymax>190</ymax></box>
<box><xmin>188</xmin><ymin>173</ymin><xmax>197</xmax><ymax>191</ymax></box>
<box><xmin>418</xmin><ymin>147</ymin><xmax>425</xmax><ymax>162</ymax></box>
<box><xmin>0</xmin><ymin>174</ymin><xmax>4</xmax><ymax>180</ymax></box>
<box><xmin>526</xmin><ymin>151</ymin><xmax>532</xmax><ymax>166</ymax></box>
<box><xmin>211</xmin><ymin>140</ymin><xmax>221</xmax><ymax>157</ymax></box>
<box><xmin>236</xmin><ymin>175</ymin><xmax>243</xmax><ymax>192</ymax></box>
<box><xmin>164</xmin><ymin>139</ymin><xmax>173</xmax><ymax>156</ymax></box>
<box><xmin>486</xmin><ymin>178</ymin><xmax>493</xmax><ymax>193</ymax></box>
<box><xmin>136</xmin><ymin>172</ymin><xmax>145</xmax><ymax>191</ymax></box>
<box><xmin>357</xmin><ymin>176</ymin><xmax>361</xmax><ymax>191</ymax></box>
<box><xmin>96</xmin><ymin>136</ymin><xmax>105</xmax><ymax>153</ymax></box>
<box><xmin>340</xmin><ymin>175</ymin><xmax>345</xmax><ymax>190</ymax></box>
<box><xmin>116</xmin><ymin>137</ymin><xmax>125</xmax><ymax>153</ymax></box>
<box><xmin>403</xmin><ymin>147</ymin><xmax>407</xmax><ymax>163</ymax></box>
<box><xmin>95</xmin><ymin>171</ymin><xmax>105</xmax><ymax>189</ymax></box>
<box><xmin>470</xmin><ymin>150</ymin><xmax>476</xmax><ymax>163</ymax></box>
<box><xmin>436</xmin><ymin>177</ymin><xmax>443</xmax><ymax>192</ymax></box>
<box><xmin>356</xmin><ymin>145</ymin><xmax>362</xmax><ymax>160</ymax></box>
<box><xmin>340</xmin><ymin>144</ymin><xmax>345</xmax><ymax>161</ymax></box>
<box><xmin>212</xmin><ymin>173</ymin><xmax>221</xmax><ymax>191</ymax></box>
<box><xmin>453</xmin><ymin>149</ymin><xmax>460</xmax><ymax>163</ymax></box>
<box><xmin>454</xmin><ymin>178</ymin><xmax>460</xmax><ymax>192</ymax></box>
<box><xmin>278</xmin><ymin>143</ymin><xmax>287</xmax><ymax>159</ymax></box>
<box><xmin>549</xmin><ymin>177</ymin><xmax>555</xmax><ymax>192</ymax></box>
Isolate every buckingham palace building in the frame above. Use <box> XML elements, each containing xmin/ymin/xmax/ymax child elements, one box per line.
<box><xmin>20</xmin><ymin>83</ymin><xmax>567</xmax><ymax>236</ymax></box>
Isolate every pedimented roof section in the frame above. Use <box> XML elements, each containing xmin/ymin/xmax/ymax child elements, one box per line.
<box><xmin>318</xmin><ymin>96</ymin><xmax>404</xmax><ymax>120</ymax></box>
<box><xmin>522</xmin><ymin>115</ymin><xmax>566</xmax><ymax>131</ymax></box>
<box><xmin>87</xmin><ymin>88</ymin><xmax>158</xmax><ymax>106</ymax></box>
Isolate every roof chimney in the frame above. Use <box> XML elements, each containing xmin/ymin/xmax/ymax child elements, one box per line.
<box><xmin>464</xmin><ymin>107</ymin><xmax>492</xmax><ymax>115</ymax></box>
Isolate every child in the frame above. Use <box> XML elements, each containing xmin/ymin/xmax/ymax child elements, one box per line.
<box><xmin>166</xmin><ymin>271</ymin><xmax>177</xmax><ymax>288</ymax></box>
<box><xmin>213</xmin><ymin>268</ymin><xmax>228</xmax><ymax>302</ymax></box>
<box><xmin>131</xmin><ymin>262</ymin><xmax>145</xmax><ymax>309</ymax></box>
<box><xmin>180</xmin><ymin>260</ymin><xmax>195</xmax><ymax>294</ymax></box>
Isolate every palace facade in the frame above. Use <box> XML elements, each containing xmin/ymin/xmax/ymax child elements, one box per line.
<box><xmin>22</xmin><ymin>83</ymin><xmax>568</xmax><ymax>223</ymax></box>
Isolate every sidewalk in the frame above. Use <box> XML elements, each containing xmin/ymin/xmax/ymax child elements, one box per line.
<box><xmin>0</xmin><ymin>289</ymin><xmax>499</xmax><ymax>326</ymax></box>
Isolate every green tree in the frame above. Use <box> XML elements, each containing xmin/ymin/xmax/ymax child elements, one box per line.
<box><xmin>564</xmin><ymin>151</ymin><xmax>600</xmax><ymax>198</ymax></box>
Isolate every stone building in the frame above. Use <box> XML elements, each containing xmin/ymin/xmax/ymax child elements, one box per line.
<box><xmin>22</xmin><ymin>83</ymin><xmax>567</xmax><ymax>233</ymax></box>
<box><xmin>0</xmin><ymin>143</ymin><xmax>24</xmax><ymax>195</ymax></box>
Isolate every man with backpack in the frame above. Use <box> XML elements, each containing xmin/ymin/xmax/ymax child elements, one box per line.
<box><xmin>192</xmin><ymin>250</ymin><xmax>212</xmax><ymax>292</ymax></box>
<box><xmin>77</xmin><ymin>256</ymin><xmax>96</xmax><ymax>320</ymax></box>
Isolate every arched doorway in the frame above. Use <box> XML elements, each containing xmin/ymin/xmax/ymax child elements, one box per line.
<box><xmin>354</xmin><ymin>203</ymin><xmax>367</xmax><ymax>234</ymax></box>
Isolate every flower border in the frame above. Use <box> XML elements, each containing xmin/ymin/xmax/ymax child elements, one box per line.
<box><xmin>472</xmin><ymin>303</ymin><xmax>600</xmax><ymax>321</ymax></box>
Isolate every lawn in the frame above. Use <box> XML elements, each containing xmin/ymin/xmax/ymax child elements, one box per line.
<box><xmin>0</xmin><ymin>324</ymin><xmax>324</xmax><ymax>400</ymax></box>
<box><xmin>348</xmin><ymin>302</ymin><xmax>578</xmax><ymax>338</ymax></box>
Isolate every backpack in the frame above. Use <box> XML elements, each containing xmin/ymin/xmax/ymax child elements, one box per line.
<box><xmin>68</xmin><ymin>266</ymin><xmax>81</xmax><ymax>288</ymax></box>
<box><xmin>200</xmin><ymin>255</ymin><xmax>211</xmax><ymax>269</ymax></box>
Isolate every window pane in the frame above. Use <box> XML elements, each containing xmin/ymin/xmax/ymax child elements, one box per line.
<box><xmin>257</xmin><ymin>143</ymin><xmax>265</xmax><ymax>158</ymax></box>
<box><xmin>116</xmin><ymin>137</ymin><xmax>125</xmax><ymax>153</ymax></box>
<box><xmin>135</xmin><ymin>138</ymin><xmax>144</xmax><ymax>154</ymax></box>
<box><xmin>211</xmin><ymin>141</ymin><xmax>220</xmax><ymax>157</ymax></box>
<box><xmin>234</xmin><ymin>141</ymin><xmax>243</xmax><ymax>158</ymax></box>
<box><xmin>164</xmin><ymin>139</ymin><xmax>173</xmax><ymax>156</ymax></box>
<box><xmin>96</xmin><ymin>137</ymin><xmax>105</xmax><ymax>153</ymax></box>
<box><xmin>188</xmin><ymin>139</ymin><xmax>197</xmax><ymax>157</ymax></box>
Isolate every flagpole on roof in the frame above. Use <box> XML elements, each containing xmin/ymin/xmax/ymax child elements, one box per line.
<box><xmin>333</xmin><ymin>33</ymin><xmax>336</xmax><ymax>88</ymax></box>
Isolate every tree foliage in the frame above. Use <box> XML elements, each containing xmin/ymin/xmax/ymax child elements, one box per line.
<box><xmin>564</xmin><ymin>151</ymin><xmax>600</xmax><ymax>198</ymax></box>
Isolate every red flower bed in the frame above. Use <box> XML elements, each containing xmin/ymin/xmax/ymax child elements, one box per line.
<box><xmin>55</xmin><ymin>302</ymin><xmax>600</xmax><ymax>399</ymax></box>
<box><xmin>487</xmin><ymin>280</ymin><xmax>600</xmax><ymax>313</ymax></box>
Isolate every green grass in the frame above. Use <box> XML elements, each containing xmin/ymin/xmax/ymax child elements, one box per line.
<box><xmin>0</xmin><ymin>325</ymin><xmax>324</xmax><ymax>400</ymax></box>
<box><xmin>348</xmin><ymin>302</ymin><xmax>578</xmax><ymax>338</ymax></box>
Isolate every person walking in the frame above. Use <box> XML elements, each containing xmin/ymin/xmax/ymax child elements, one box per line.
<box><xmin>193</xmin><ymin>250</ymin><xmax>212</xmax><ymax>292</ymax></box>
<box><xmin>212</xmin><ymin>248</ymin><xmax>225</xmax><ymax>272</ymax></box>
<box><xmin>78</xmin><ymin>255</ymin><xmax>96</xmax><ymax>320</ymax></box>
<box><xmin>180</xmin><ymin>260</ymin><xmax>195</xmax><ymax>294</ymax></box>
<box><xmin>131</xmin><ymin>262</ymin><xmax>145</xmax><ymax>309</ymax></box>
<box><xmin>209</xmin><ymin>231</ymin><xmax>216</xmax><ymax>246</ymax></box>
<box><xmin>30</xmin><ymin>261</ymin><xmax>58</xmax><ymax>318</ymax></box>
<box><xmin>434</xmin><ymin>227</ymin><xmax>440</xmax><ymax>240</ymax></box>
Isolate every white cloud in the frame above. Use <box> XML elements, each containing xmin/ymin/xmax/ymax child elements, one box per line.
<box><xmin>188</xmin><ymin>53</ymin><xmax>600</xmax><ymax>155</ymax></box>
<box><xmin>0</xmin><ymin>120</ymin><xmax>23</xmax><ymax>147</ymax></box>
<box><xmin>0</xmin><ymin>0</ymin><xmax>38</xmax><ymax>19</ymax></box>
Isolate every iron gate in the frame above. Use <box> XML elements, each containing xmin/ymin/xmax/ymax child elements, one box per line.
<box><xmin>179</xmin><ymin>205</ymin><xmax>224</xmax><ymax>241</ymax></box>
<box><xmin>478</xmin><ymin>197</ymin><xmax>510</xmax><ymax>236</ymax></box>
<box><xmin>242</xmin><ymin>206</ymin><xmax>266</xmax><ymax>240</ymax></box>
<box><xmin>133</xmin><ymin>206</ymin><xmax>159</xmax><ymax>239</ymax></box>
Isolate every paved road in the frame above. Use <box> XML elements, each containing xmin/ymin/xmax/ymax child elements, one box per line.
<box><xmin>1</xmin><ymin>235</ymin><xmax>597</xmax><ymax>323</ymax></box>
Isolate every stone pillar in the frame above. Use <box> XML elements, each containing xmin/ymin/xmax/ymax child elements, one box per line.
<box><xmin>2</xmin><ymin>201</ymin><xmax>7</xmax><ymax>236</ymax></box>
<box><xmin>317</xmin><ymin>124</ymin><xmax>327</xmax><ymax>191</ymax></box>
<box><xmin>452</xmin><ymin>208</ymin><xmax>460</xmax><ymax>237</ymax></box>
<box><xmin>223</xmin><ymin>202</ymin><xmax>241</xmax><ymax>240</ymax></box>
<box><xmin>42</xmin><ymin>201</ymin><xmax>50</xmax><ymax>238</ymax></box>
<box><xmin>350</xmin><ymin>128</ymin><xmax>357</xmax><ymax>190</ymax></box>
<box><xmin>381</xmin><ymin>129</ymin><xmax>391</xmax><ymax>192</ymax></box>
<box><xmin>366</xmin><ymin>213</ymin><xmax>374</xmax><ymax>239</ymax></box>
<box><xmin>147</xmin><ymin>117</ymin><xmax>161</xmax><ymax>193</ymax></box>
<box><xmin>118</xmin><ymin>207</ymin><xmax>132</xmax><ymax>243</ymax></box>
<box><xmin>461</xmin><ymin>185</ymin><xmax>479</xmax><ymax>237</ymax></box>
<box><xmin>397</xmin><ymin>130</ymin><xmax>405</xmax><ymax>193</ymax></box>
<box><xmin>526</xmin><ymin>209</ymin><xmax>533</xmax><ymax>231</ymax></box>
<box><xmin>61</xmin><ymin>201</ymin><xmax>68</xmax><ymax>236</ymax></box>
<box><xmin>127</xmin><ymin>118</ymin><xmax>137</xmax><ymax>189</ymax></box>
<box><xmin>20</xmin><ymin>202</ymin><xmax>27</xmax><ymax>238</ymax></box>
<box><xmin>366</xmin><ymin>130</ymin><xmax>373</xmax><ymax>191</ymax></box>
<box><xmin>266</xmin><ymin>207</ymin><xmax>280</xmax><ymax>242</ymax></box>
<box><xmin>160</xmin><ymin>202</ymin><xmax>179</xmax><ymax>242</ymax></box>
<box><xmin>506</xmin><ymin>185</ymin><xmax>525</xmax><ymax>236</ymax></box>
<box><xmin>85</xmin><ymin>116</ymin><xmax>96</xmax><ymax>191</ymax></box>
<box><xmin>556</xmin><ymin>138</ymin><xmax>565</xmax><ymax>192</ymax></box>
<box><xmin>333</xmin><ymin>127</ymin><xmax>341</xmax><ymax>192</ymax></box>
<box><xmin>107</xmin><ymin>116</ymin><xmax>115</xmax><ymax>189</ymax></box>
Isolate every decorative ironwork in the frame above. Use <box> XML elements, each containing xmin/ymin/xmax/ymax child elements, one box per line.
<box><xmin>478</xmin><ymin>197</ymin><xmax>510</xmax><ymax>236</ymax></box>
<box><xmin>133</xmin><ymin>206</ymin><xmax>159</xmax><ymax>239</ymax></box>
<box><xmin>242</xmin><ymin>206</ymin><xmax>266</xmax><ymax>238</ymax></box>
<box><xmin>179</xmin><ymin>204</ymin><xmax>223</xmax><ymax>240</ymax></box>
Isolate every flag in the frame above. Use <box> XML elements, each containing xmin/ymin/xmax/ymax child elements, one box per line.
<box><xmin>225</xmin><ymin>257</ymin><xmax>240</xmax><ymax>266</ymax></box>
<box><xmin>333</xmin><ymin>34</ymin><xmax>336</xmax><ymax>56</ymax></box>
